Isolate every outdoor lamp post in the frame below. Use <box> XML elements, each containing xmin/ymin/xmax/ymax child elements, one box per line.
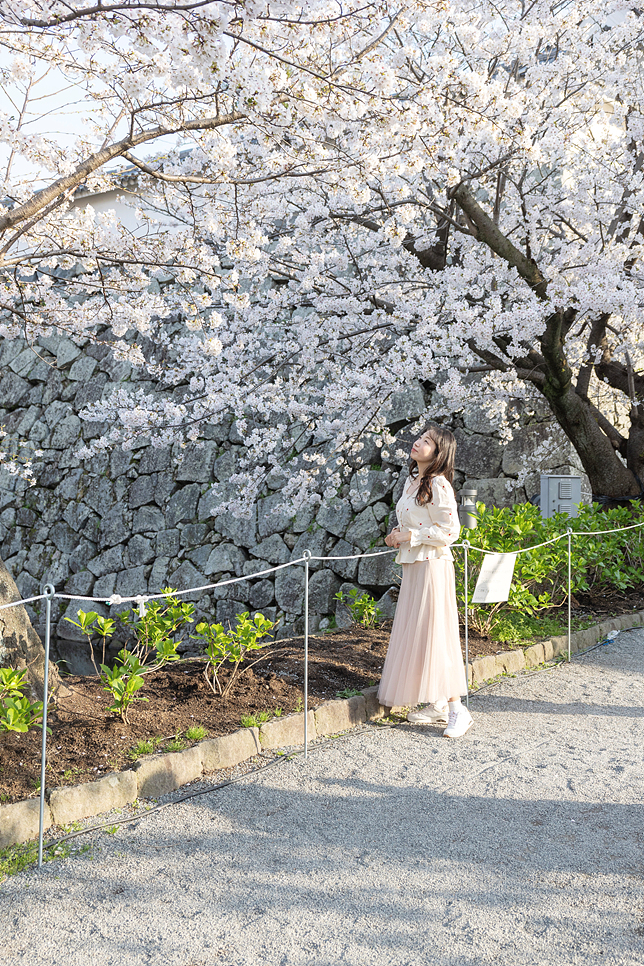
<box><xmin>459</xmin><ymin>488</ymin><xmax>478</xmax><ymax>529</ymax></box>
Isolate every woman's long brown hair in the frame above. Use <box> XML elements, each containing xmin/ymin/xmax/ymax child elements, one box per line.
<box><xmin>408</xmin><ymin>424</ymin><xmax>456</xmax><ymax>505</ymax></box>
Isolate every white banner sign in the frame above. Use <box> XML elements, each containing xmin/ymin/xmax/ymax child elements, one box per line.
<box><xmin>471</xmin><ymin>552</ymin><xmax>517</xmax><ymax>604</ymax></box>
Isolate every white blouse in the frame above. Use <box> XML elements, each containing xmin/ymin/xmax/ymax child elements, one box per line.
<box><xmin>394</xmin><ymin>474</ymin><xmax>460</xmax><ymax>564</ymax></box>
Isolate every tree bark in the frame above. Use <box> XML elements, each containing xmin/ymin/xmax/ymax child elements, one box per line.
<box><xmin>0</xmin><ymin>559</ymin><xmax>59</xmax><ymax>701</ymax></box>
<box><xmin>539</xmin><ymin>311</ymin><xmax>640</xmax><ymax>498</ymax></box>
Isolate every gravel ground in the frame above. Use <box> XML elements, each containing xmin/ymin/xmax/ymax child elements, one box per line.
<box><xmin>1</xmin><ymin>629</ymin><xmax>643</xmax><ymax>966</ymax></box>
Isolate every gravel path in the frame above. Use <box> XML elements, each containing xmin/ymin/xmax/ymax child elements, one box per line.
<box><xmin>1</xmin><ymin>629</ymin><xmax>644</xmax><ymax>966</ymax></box>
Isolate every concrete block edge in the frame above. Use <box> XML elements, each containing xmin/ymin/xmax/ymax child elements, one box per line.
<box><xmin>0</xmin><ymin>690</ymin><xmax>386</xmax><ymax>848</ymax></box>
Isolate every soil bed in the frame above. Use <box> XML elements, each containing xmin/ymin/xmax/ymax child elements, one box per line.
<box><xmin>3</xmin><ymin>589</ymin><xmax>644</xmax><ymax>806</ymax></box>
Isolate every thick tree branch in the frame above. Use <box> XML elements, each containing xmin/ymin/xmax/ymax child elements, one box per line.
<box><xmin>450</xmin><ymin>182</ymin><xmax>548</xmax><ymax>298</ymax></box>
<box><xmin>0</xmin><ymin>112</ymin><xmax>245</xmax><ymax>237</ymax></box>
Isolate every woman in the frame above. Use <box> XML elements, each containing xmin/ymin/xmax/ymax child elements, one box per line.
<box><xmin>379</xmin><ymin>424</ymin><xmax>472</xmax><ymax>738</ymax></box>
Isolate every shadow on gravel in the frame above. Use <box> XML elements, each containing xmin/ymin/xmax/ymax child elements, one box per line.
<box><xmin>469</xmin><ymin>693</ymin><xmax>644</xmax><ymax>717</ymax></box>
<box><xmin>17</xmin><ymin>779</ymin><xmax>639</xmax><ymax>966</ymax></box>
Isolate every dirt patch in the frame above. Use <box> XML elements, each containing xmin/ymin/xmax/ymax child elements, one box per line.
<box><xmin>3</xmin><ymin>593</ymin><xmax>643</xmax><ymax>806</ymax></box>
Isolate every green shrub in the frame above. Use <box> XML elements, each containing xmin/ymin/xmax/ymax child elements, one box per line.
<box><xmin>334</xmin><ymin>589</ymin><xmax>383</xmax><ymax>628</ymax></box>
<box><xmin>192</xmin><ymin>611</ymin><xmax>278</xmax><ymax>698</ymax></box>
<box><xmin>66</xmin><ymin>590</ymin><xmax>194</xmax><ymax>723</ymax></box>
<box><xmin>457</xmin><ymin>501</ymin><xmax>644</xmax><ymax>636</ymax></box>
<box><xmin>0</xmin><ymin>668</ymin><xmax>45</xmax><ymax>734</ymax></box>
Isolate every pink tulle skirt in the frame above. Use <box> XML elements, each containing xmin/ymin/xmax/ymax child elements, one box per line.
<box><xmin>378</xmin><ymin>558</ymin><xmax>467</xmax><ymax>708</ymax></box>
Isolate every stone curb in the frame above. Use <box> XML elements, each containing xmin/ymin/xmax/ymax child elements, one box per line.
<box><xmin>3</xmin><ymin>611</ymin><xmax>643</xmax><ymax>849</ymax></box>
<box><xmin>467</xmin><ymin>610</ymin><xmax>644</xmax><ymax>687</ymax></box>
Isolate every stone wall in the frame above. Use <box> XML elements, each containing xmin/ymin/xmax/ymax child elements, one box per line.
<box><xmin>0</xmin><ymin>330</ymin><xmax>587</xmax><ymax>649</ymax></box>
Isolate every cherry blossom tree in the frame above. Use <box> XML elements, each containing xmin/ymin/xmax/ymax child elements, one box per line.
<box><xmin>2</xmin><ymin>0</ymin><xmax>644</xmax><ymax>515</ymax></box>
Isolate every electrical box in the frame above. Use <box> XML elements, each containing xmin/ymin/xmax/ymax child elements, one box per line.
<box><xmin>540</xmin><ymin>474</ymin><xmax>582</xmax><ymax>519</ymax></box>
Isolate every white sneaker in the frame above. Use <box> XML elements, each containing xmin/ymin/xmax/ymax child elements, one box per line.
<box><xmin>443</xmin><ymin>704</ymin><xmax>473</xmax><ymax>738</ymax></box>
<box><xmin>407</xmin><ymin>701</ymin><xmax>449</xmax><ymax>725</ymax></box>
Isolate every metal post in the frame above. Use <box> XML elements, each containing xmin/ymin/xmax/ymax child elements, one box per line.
<box><xmin>303</xmin><ymin>551</ymin><xmax>310</xmax><ymax>759</ymax></box>
<box><xmin>38</xmin><ymin>584</ymin><xmax>55</xmax><ymax>869</ymax></box>
<box><xmin>463</xmin><ymin>541</ymin><xmax>470</xmax><ymax>708</ymax></box>
<box><xmin>567</xmin><ymin>528</ymin><xmax>572</xmax><ymax>662</ymax></box>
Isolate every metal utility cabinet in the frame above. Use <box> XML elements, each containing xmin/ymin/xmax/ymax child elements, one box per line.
<box><xmin>540</xmin><ymin>474</ymin><xmax>582</xmax><ymax>518</ymax></box>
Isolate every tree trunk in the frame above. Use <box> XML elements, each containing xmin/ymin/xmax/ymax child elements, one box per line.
<box><xmin>539</xmin><ymin>312</ymin><xmax>640</xmax><ymax>499</ymax></box>
<box><xmin>0</xmin><ymin>559</ymin><xmax>59</xmax><ymax>701</ymax></box>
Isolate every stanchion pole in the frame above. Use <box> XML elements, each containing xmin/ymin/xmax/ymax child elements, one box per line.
<box><xmin>303</xmin><ymin>550</ymin><xmax>311</xmax><ymax>759</ymax></box>
<box><xmin>38</xmin><ymin>584</ymin><xmax>56</xmax><ymax>869</ymax></box>
<box><xmin>463</xmin><ymin>540</ymin><xmax>470</xmax><ymax>708</ymax></box>
<box><xmin>567</xmin><ymin>528</ymin><xmax>572</xmax><ymax>662</ymax></box>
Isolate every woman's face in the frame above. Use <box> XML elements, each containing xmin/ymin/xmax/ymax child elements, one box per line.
<box><xmin>411</xmin><ymin>431</ymin><xmax>437</xmax><ymax>464</ymax></box>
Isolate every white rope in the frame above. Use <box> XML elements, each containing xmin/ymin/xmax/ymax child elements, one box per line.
<box><xmin>454</xmin><ymin>517</ymin><xmax>644</xmax><ymax>558</ymax></box>
<box><xmin>0</xmin><ymin>593</ymin><xmax>48</xmax><ymax>611</ymax></box>
<box><xmin>9</xmin><ymin>516</ymin><xmax>644</xmax><ymax>611</ymax></box>
<box><xmin>453</xmin><ymin>531</ymin><xmax>569</xmax><ymax>557</ymax></box>
<box><xmin>311</xmin><ymin>548</ymin><xmax>397</xmax><ymax>562</ymax></box>
<box><xmin>56</xmin><ymin>557</ymin><xmax>308</xmax><ymax>606</ymax></box>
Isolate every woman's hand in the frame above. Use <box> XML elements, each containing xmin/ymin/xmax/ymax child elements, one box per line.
<box><xmin>385</xmin><ymin>529</ymin><xmax>399</xmax><ymax>548</ymax></box>
<box><xmin>385</xmin><ymin>528</ymin><xmax>411</xmax><ymax>549</ymax></box>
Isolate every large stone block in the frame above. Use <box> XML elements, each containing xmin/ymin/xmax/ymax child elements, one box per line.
<box><xmin>326</xmin><ymin>540</ymin><xmax>359</xmax><ymax>581</ymax></box>
<box><xmin>176</xmin><ymin>441</ymin><xmax>218</xmax><ymax>482</ymax></box>
<box><xmin>523</xmin><ymin>642</ymin><xmax>545</xmax><ymax>666</ymax></box>
<box><xmin>50</xmin><ymin>414</ymin><xmax>81</xmax><ymax>450</ymax></box>
<box><xmin>382</xmin><ymin>384</ymin><xmax>427</xmax><ymax>423</ymax></box>
<box><xmin>216</xmin><ymin>599</ymin><xmax>250</xmax><ymax>624</ymax></box>
<box><xmin>97</xmin><ymin>505</ymin><xmax>130</xmax><ymax>549</ymax></box>
<box><xmin>361</xmin><ymin>686</ymin><xmax>386</xmax><ymax>720</ymax></box>
<box><xmin>257</xmin><ymin>493</ymin><xmax>292</xmax><ymax>537</ymax></box>
<box><xmin>0</xmin><ymin>372</ymin><xmax>30</xmax><ymax>407</ymax></box>
<box><xmin>129</xmin><ymin>475</ymin><xmax>155</xmax><ymax>509</ymax></box>
<box><xmin>462</xmin><ymin>478</ymin><xmax>516</xmax><ymax>510</ymax></box>
<box><xmin>205</xmin><ymin>543</ymin><xmax>246</xmax><ymax>576</ymax></box>
<box><xmin>64</xmin><ymin>570</ymin><xmax>95</xmax><ymax>597</ymax></box>
<box><xmin>259</xmin><ymin>711</ymin><xmax>316</xmax><ymax>750</ymax></box>
<box><xmin>87</xmin><ymin>546</ymin><xmax>124</xmax><ymax>579</ymax></box>
<box><xmin>83</xmin><ymin>476</ymin><xmax>114</xmax><ymax>514</ymax></box>
<box><xmin>200</xmin><ymin>728</ymin><xmax>261</xmax><ymax>772</ymax></box>
<box><xmin>115</xmin><ymin>566</ymin><xmax>148</xmax><ymax>598</ymax></box>
<box><xmin>345</xmin><ymin>507</ymin><xmax>380</xmax><ymax>552</ymax></box>
<box><xmin>133</xmin><ymin>506</ymin><xmax>165</xmax><ymax>536</ymax></box>
<box><xmin>166</xmin><ymin>484</ymin><xmax>202</xmax><ymax>527</ymax></box>
<box><xmin>74</xmin><ymin>374</ymin><xmax>108</xmax><ymax>409</ymax></box>
<box><xmin>49</xmin><ymin>771</ymin><xmax>137</xmax><ymax>826</ymax></box>
<box><xmin>250</xmin><ymin>579</ymin><xmax>275</xmax><ymax>609</ymax></box>
<box><xmin>49</xmin><ymin>521</ymin><xmax>81</xmax><ymax>555</ymax></box>
<box><xmin>495</xmin><ymin>649</ymin><xmax>525</xmax><ymax>674</ymax></box>
<box><xmin>358</xmin><ymin>549</ymin><xmax>398</xmax><ymax>589</ymax></box>
<box><xmin>133</xmin><ymin>746</ymin><xmax>203</xmax><ymax>799</ymax></box>
<box><xmin>349</xmin><ymin>470</ymin><xmax>390</xmax><ymax>511</ymax></box>
<box><xmin>134</xmin><ymin>445</ymin><xmax>169</xmax><ymax>476</ymax></box>
<box><xmin>251</xmin><ymin>534</ymin><xmax>290</xmax><ymax>565</ymax></box>
<box><xmin>156</xmin><ymin>529</ymin><xmax>180</xmax><ymax>557</ymax></box>
<box><xmin>8</xmin><ymin>347</ymin><xmax>36</xmax><ymax>378</ymax></box>
<box><xmin>315</xmin><ymin>500</ymin><xmax>353</xmax><ymax>539</ymax></box>
<box><xmin>126</xmin><ymin>534</ymin><xmax>155</xmax><ymax>567</ymax></box>
<box><xmin>216</xmin><ymin>502</ymin><xmax>258</xmax><ymax>546</ymax></box>
<box><xmin>274</xmin><ymin>565</ymin><xmax>305</xmax><ymax>614</ymax></box>
<box><xmin>454</xmin><ymin>431</ymin><xmax>503</xmax><ymax>479</ymax></box>
<box><xmin>290</xmin><ymin>528</ymin><xmax>328</xmax><ymax>568</ymax></box>
<box><xmin>68</xmin><ymin>355</ymin><xmax>98</xmax><ymax>382</ymax></box>
<box><xmin>171</xmin><ymin>560</ymin><xmax>206</xmax><ymax>594</ymax></box>
<box><xmin>471</xmin><ymin>654</ymin><xmax>497</xmax><ymax>684</ymax></box>
<box><xmin>542</xmin><ymin>639</ymin><xmax>555</xmax><ymax>662</ymax></box>
<box><xmin>314</xmin><ymin>695</ymin><xmax>366</xmax><ymax>736</ymax></box>
<box><xmin>502</xmin><ymin>422</ymin><xmax>580</xmax><ymax>477</ymax></box>
<box><xmin>0</xmin><ymin>799</ymin><xmax>52</xmax><ymax>848</ymax></box>
<box><xmin>309</xmin><ymin>570</ymin><xmax>341</xmax><ymax>612</ymax></box>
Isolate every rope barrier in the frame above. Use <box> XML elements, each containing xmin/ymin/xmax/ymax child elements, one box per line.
<box><xmin>9</xmin><ymin>512</ymin><xmax>644</xmax><ymax>867</ymax></box>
